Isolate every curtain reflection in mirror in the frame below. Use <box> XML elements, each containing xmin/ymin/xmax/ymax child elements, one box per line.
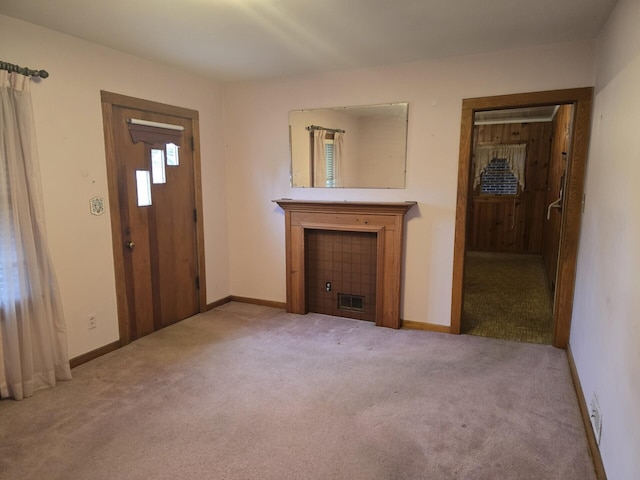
<box><xmin>290</xmin><ymin>103</ymin><xmax>408</xmax><ymax>188</ymax></box>
<box><xmin>312</xmin><ymin>129</ymin><xmax>326</xmax><ymax>187</ymax></box>
<box><xmin>334</xmin><ymin>132</ymin><xmax>343</xmax><ymax>187</ymax></box>
<box><xmin>312</xmin><ymin>129</ymin><xmax>344</xmax><ymax>187</ymax></box>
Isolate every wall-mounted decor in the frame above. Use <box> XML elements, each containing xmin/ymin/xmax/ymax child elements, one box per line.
<box><xmin>289</xmin><ymin>103</ymin><xmax>408</xmax><ymax>189</ymax></box>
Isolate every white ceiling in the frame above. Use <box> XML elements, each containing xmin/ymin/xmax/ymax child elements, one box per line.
<box><xmin>0</xmin><ymin>0</ymin><xmax>617</xmax><ymax>83</ymax></box>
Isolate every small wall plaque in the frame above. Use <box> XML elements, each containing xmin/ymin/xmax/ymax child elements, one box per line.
<box><xmin>90</xmin><ymin>196</ymin><xmax>105</xmax><ymax>216</ymax></box>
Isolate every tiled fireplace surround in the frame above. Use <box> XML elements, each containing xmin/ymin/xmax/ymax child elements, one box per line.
<box><xmin>274</xmin><ymin>200</ymin><xmax>416</xmax><ymax>328</ymax></box>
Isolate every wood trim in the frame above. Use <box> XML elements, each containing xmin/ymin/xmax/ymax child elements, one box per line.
<box><xmin>100</xmin><ymin>91</ymin><xmax>199</xmax><ymax>119</ymax></box>
<box><xmin>462</xmin><ymin>88</ymin><xmax>593</xmax><ymax>110</ymax></box>
<box><xmin>402</xmin><ymin>320</ymin><xmax>450</xmax><ymax>334</ymax></box>
<box><xmin>450</xmin><ymin>88</ymin><xmax>593</xmax><ymax>347</ymax></box>
<box><xmin>450</xmin><ymin>106</ymin><xmax>474</xmax><ymax>334</ymax></box>
<box><xmin>69</xmin><ymin>341</ymin><xmax>121</xmax><ymax>369</ymax></box>
<box><xmin>552</xmin><ymin>98</ymin><xmax>591</xmax><ymax>348</ymax></box>
<box><xmin>192</xmin><ymin>117</ymin><xmax>207</xmax><ymax>312</ymax></box>
<box><xmin>206</xmin><ymin>296</ymin><xmax>232</xmax><ymax>311</ymax></box>
<box><xmin>274</xmin><ymin>199</ymin><xmax>417</xmax><ymax>216</ymax></box>
<box><xmin>229</xmin><ymin>296</ymin><xmax>287</xmax><ymax>309</ymax></box>
<box><xmin>100</xmin><ymin>98</ymin><xmax>130</xmax><ymax>345</ymax></box>
<box><xmin>566</xmin><ymin>343</ymin><xmax>608</xmax><ymax>480</ymax></box>
<box><xmin>100</xmin><ymin>91</ymin><xmax>206</xmax><ymax>346</ymax></box>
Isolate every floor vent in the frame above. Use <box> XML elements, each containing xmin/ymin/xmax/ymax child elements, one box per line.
<box><xmin>338</xmin><ymin>294</ymin><xmax>365</xmax><ymax>312</ymax></box>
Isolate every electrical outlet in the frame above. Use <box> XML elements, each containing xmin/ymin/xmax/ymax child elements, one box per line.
<box><xmin>325</xmin><ymin>281</ymin><xmax>331</xmax><ymax>292</ymax></box>
<box><xmin>88</xmin><ymin>314</ymin><xmax>97</xmax><ymax>330</ymax></box>
<box><xmin>589</xmin><ymin>392</ymin><xmax>602</xmax><ymax>445</ymax></box>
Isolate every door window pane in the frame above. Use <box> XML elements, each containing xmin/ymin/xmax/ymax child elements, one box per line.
<box><xmin>136</xmin><ymin>170</ymin><xmax>152</xmax><ymax>206</ymax></box>
<box><xmin>166</xmin><ymin>143</ymin><xmax>179</xmax><ymax>166</ymax></box>
<box><xmin>151</xmin><ymin>148</ymin><xmax>166</xmax><ymax>184</ymax></box>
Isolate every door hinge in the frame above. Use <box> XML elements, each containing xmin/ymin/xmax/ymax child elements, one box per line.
<box><xmin>193</xmin><ymin>208</ymin><xmax>197</xmax><ymax>222</ymax></box>
<box><xmin>191</xmin><ymin>137</ymin><xmax>195</xmax><ymax>150</ymax></box>
<box><xmin>196</xmin><ymin>276</ymin><xmax>200</xmax><ymax>290</ymax></box>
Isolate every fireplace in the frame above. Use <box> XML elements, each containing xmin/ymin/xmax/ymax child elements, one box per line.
<box><xmin>305</xmin><ymin>229</ymin><xmax>378</xmax><ymax>322</ymax></box>
<box><xmin>274</xmin><ymin>200</ymin><xmax>416</xmax><ymax>328</ymax></box>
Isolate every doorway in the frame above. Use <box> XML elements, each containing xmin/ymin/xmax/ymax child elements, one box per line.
<box><xmin>101</xmin><ymin>92</ymin><xmax>207</xmax><ymax>345</ymax></box>
<box><xmin>450</xmin><ymin>88</ymin><xmax>593</xmax><ymax>348</ymax></box>
<box><xmin>462</xmin><ymin>104</ymin><xmax>572</xmax><ymax>344</ymax></box>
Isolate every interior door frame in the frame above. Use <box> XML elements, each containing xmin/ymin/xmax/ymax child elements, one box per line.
<box><xmin>450</xmin><ymin>88</ymin><xmax>593</xmax><ymax>348</ymax></box>
<box><xmin>100</xmin><ymin>91</ymin><xmax>207</xmax><ymax>346</ymax></box>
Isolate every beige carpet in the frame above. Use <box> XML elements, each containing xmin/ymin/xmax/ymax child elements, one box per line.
<box><xmin>0</xmin><ymin>302</ymin><xmax>594</xmax><ymax>479</ymax></box>
<box><xmin>463</xmin><ymin>252</ymin><xmax>554</xmax><ymax>344</ymax></box>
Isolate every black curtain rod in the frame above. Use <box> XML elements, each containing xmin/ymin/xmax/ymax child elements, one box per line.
<box><xmin>306</xmin><ymin>125</ymin><xmax>345</xmax><ymax>134</ymax></box>
<box><xmin>0</xmin><ymin>61</ymin><xmax>49</xmax><ymax>79</ymax></box>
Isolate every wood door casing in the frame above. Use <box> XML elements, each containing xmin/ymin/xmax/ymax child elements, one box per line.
<box><xmin>451</xmin><ymin>88</ymin><xmax>593</xmax><ymax>349</ymax></box>
<box><xmin>101</xmin><ymin>92</ymin><xmax>207</xmax><ymax>345</ymax></box>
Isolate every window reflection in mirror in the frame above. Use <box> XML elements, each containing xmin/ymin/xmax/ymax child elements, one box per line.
<box><xmin>289</xmin><ymin>103</ymin><xmax>408</xmax><ymax>188</ymax></box>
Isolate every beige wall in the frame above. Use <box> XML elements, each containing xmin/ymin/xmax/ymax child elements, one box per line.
<box><xmin>571</xmin><ymin>1</ymin><xmax>640</xmax><ymax>478</ymax></box>
<box><xmin>223</xmin><ymin>41</ymin><xmax>596</xmax><ymax>325</ymax></box>
<box><xmin>0</xmin><ymin>14</ymin><xmax>230</xmax><ymax>358</ymax></box>
<box><xmin>3</xmin><ymin>7</ymin><xmax>637</xmax><ymax>479</ymax></box>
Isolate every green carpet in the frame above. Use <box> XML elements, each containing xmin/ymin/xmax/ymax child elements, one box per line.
<box><xmin>462</xmin><ymin>252</ymin><xmax>554</xmax><ymax>344</ymax></box>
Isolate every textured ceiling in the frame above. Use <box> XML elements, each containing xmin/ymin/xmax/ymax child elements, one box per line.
<box><xmin>0</xmin><ymin>0</ymin><xmax>618</xmax><ymax>83</ymax></box>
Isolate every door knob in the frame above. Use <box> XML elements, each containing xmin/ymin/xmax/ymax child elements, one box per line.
<box><xmin>126</xmin><ymin>241</ymin><xmax>135</xmax><ymax>250</ymax></box>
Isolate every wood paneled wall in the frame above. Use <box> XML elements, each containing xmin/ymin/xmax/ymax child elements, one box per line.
<box><xmin>542</xmin><ymin>105</ymin><xmax>573</xmax><ymax>289</ymax></box>
<box><xmin>468</xmin><ymin>122</ymin><xmax>553</xmax><ymax>253</ymax></box>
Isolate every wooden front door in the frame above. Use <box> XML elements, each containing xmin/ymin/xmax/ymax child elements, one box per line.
<box><xmin>101</xmin><ymin>92</ymin><xmax>205</xmax><ymax>344</ymax></box>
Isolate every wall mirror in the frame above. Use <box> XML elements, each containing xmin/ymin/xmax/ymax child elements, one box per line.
<box><xmin>289</xmin><ymin>102</ymin><xmax>408</xmax><ymax>188</ymax></box>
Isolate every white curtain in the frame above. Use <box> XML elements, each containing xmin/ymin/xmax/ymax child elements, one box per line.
<box><xmin>312</xmin><ymin>129</ymin><xmax>326</xmax><ymax>187</ymax></box>
<box><xmin>333</xmin><ymin>132</ymin><xmax>344</xmax><ymax>187</ymax></box>
<box><xmin>474</xmin><ymin>143</ymin><xmax>527</xmax><ymax>190</ymax></box>
<box><xmin>0</xmin><ymin>70</ymin><xmax>71</xmax><ymax>400</ymax></box>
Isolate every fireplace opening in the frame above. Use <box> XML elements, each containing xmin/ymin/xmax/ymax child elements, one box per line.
<box><xmin>305</xmin><ymin>229</ymin><xmax>376</xmax><ymax>322</ymax></box>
